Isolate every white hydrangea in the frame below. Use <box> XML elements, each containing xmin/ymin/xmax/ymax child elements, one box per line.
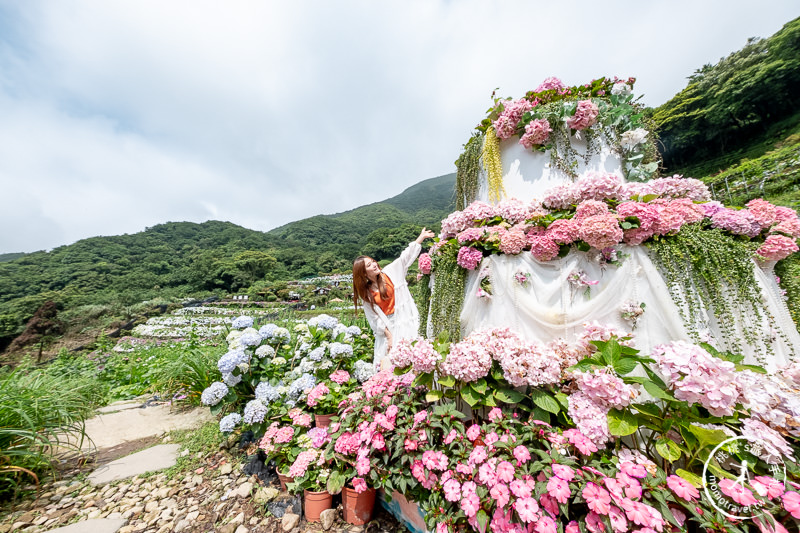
<box><xmin>201</xmin><ymin>382</ymin><xmax>229</xmax><ymax>406</ymax></box>
<box><xmin>219</xmin><ymin>413</ymin><xmax>242</xmax><ymax>433</ymax></box>
<box><xmin>620</xmin><ymin>128</ymin><xmax>648</xmax><ymax>150</ymax></box>
<box><xmin>255</xmin><ymin>345</ymin><xmax>276</xmax><ymax>359</ymax></box>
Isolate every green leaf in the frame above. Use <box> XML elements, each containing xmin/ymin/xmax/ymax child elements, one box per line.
<box><xmin>426</xmin><ymin>390</ymin><xmax>444</xmax><ymax>402</ymax></box>
<box><xmin>494</xmin><ymin>388</ymin><xmax>525</xmax><ymax>404</ymax></box>
<box><xmin>476</xmin><ymin>510</ymin><xmax>489</xmax><ymax>533</ymax></box>
<box><xmin>530</xmin><ymin>389</ymin><xmax>560</xmax><ymax>414</ymax></box>
<box><xmin>461</xmin><ymin>384</ymin><xmax>480</xmax><ymax>407</ymax></box>
<box><xmin>643</xmin><ymin>380</ymin><xmax>674</xmax><ymax>401</ymax></box>
<box><xmin>687</xmin><ymin>424</ymin><xmax>729</xmax><ymax>450</ymax></box>
<box><xmin>437</xmin><ymin>375</ymin><xmax>456</xmax><ymax>388</ymax></box>
<box><xmin>655</xmin><ymin>438</ymin><xmax>683</xmax><ymax>461</ymax></box>
<box><xmin>734</xmin><ymin>364</ymin><xmax>767</xmax><ymax>374</ymax></box>
<box><xmin>413</xmin><ymin>372</ymin><xmax>434</xmax><ymax>388</ymax></box>
<box><xmin>676</xmin><ymin>469</ymin><xmax>702</xmax><ymax>488</ymax></box>
<box><xmin>472</xmin><ymin>378</ymin><xmax>488</xmax><ymax>394</ymax></box>
<box><xmin>607</xmin><ymin>408</ymin><xmax>638</xmax><ymax>436</ymax></box>
<box><xmin>613</xmin><ymin>357</ymin><xmax>639</xmax><ymax>375</ymax></box>
<box><xmin>632</xmin><ymin>402</ymin><xmax>661</xmax><ymax>417</ymax></box>
<box><xmin>326</xmin><ymin>470</ymin><xmax>346</xmax><ymax>495</ymax></box>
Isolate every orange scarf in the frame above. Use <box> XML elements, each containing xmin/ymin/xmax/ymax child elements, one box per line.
<box><xmin>372</xmin><ymin>273</ymin><xmax>395</xmax><ymax>316</ymax></box>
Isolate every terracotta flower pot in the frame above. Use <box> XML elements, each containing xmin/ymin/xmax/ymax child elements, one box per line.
<box><xmin>304</xmin><ymin>489</ymin><xmax>333</xmax><ymax>522</ymax></box>
<box><xmin>277</xmin><ymin>472</ymin><xmax>294</xmax><ymax>492</ymax></box>
<box><xmin>315</xmin><ymin>413</ymin><xmax>336</xmax><ymax>428</ymax></box>
<box><xmin>342</xmin><ymin>486</ymin><xmax>376</xmax><ymax>525</ymax></box>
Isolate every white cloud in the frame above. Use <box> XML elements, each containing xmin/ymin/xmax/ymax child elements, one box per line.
<box><xmin>0</xmin><ymin>0</ymin><xmax>797</xmax><ymax>252</ymax></box>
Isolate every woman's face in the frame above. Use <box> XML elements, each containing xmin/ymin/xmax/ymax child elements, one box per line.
<box><xmin>363</xmin><ymin>258</ymin><xmax>381</xmax><ymax>280</ymax></box>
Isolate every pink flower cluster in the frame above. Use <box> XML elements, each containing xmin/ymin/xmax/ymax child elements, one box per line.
<box><xmin>566</xmin><ymin>100</ymin><xmax>599</xmax><ymax>131</ymax></box>
<box><xmin>653</xmin><ymin>341</ymin><xmax>740</xmax><ymax>416</ymax></box>
<box><xmin>258</xmin><ymin>422</ymin><xmax>296</xmax><ymax>454</ymax></box>
<box><xmin>740</xmin><ymin>417</ymin><xmax>794</xmax><ymax>464</ymax></box>
<box><xmin>306</xmin><ymin>382</ymin><xmax>330</xmax><ymax>408</ymax></box>
<box><xmin>534</xmin><ymin>77</ymin><xmax>567</xmax><ymax>93</ymax></box>
<box><xmin>736</xmin><ymin>368</ymin><xmax>800</xmax><ymax>438</ymax></box>
<box><xmin>417</xmin><ymin>253</ymin><xmax>432</xmax><ymax>275</ymax></box>
<box><xmin>456</xmin><ymin>246</ymin><xmax>484</xmax><ymax>270</ymax></box>
<box><xmin>288</xmin><ymin>448</ymin><xmax>321</xmax><ymax>477</ymax></box>
<box><xmin>624</xmin><ymin>175</ymin><xmax>711</xmax><ymax>202</ymax></box>
<box><xmin>499</xmin><ymin>228</ymin><xmax>527</xmax><ymax>255</ymax></box>
<box><xmin>573</xmin><ymin>369</ymin><xmax>638</xmax><ymax>409</ymax></box>
<box><xmin>389</xmin><ymin>338</ymin><xmax>442</xmax><ymax>374</ymax></box>
<box><xmin>493</xmin><ymin>98</ymin><xmax>534</xmax><ymax>139</ymax></box>
<box><xmin>329</xmin><ymin>370</ymin><xmax>350</xmax><ymax>385</ymax></box>
<box><xmin>757</xmin><ymin>234</ymin><xmax>799</xmax><ymax>261</ymax></box>
<box><xmin>519</xmin><ymin>118</ymin><xmax>552</xmax><ymax>149</ymax></box>
<box><xmin>710</xmin><ymin>208</ymin><xmax>762</xmax><ymax>237</ymax></box>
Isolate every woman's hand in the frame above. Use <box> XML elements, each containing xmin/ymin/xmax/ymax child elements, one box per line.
<box><xmin>415</xmin><ymin>227</ymin><xmax>435</xmax><ymax>244</ymax></box>
<box><xmin>384</xmin><ymin>328</ymin><xmax>393</xmax><ymax>353</ymax></box>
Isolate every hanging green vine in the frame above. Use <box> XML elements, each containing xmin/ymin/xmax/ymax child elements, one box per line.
<box><xmin>429</xmin><ymin>246</ymin><xmax>466</xmax><ymax>343</ymax></box>
<box><xmin>646</xmin><ymin>224</ymin><xmax>777</xmax><ymax>360</ymax></box>
<box><xmin>455</xmin><ymin>133</ymin><xmax>483</xmax><ymax>211</ymax></box>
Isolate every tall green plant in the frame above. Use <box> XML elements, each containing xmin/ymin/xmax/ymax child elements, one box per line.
<box><xmin>0</xmin><ymin>365</ymin><xmax>102</xmax><ymax>500</ymax></box>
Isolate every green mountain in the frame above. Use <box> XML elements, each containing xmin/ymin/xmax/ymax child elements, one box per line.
<box><xmin>0</xmin><ymin>173</ymin><xmax>456</xmax><ymax>351</ymax></box>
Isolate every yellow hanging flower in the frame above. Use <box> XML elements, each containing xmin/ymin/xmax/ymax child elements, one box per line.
<box><xmin>482</xmin><ymin>126</ymin><xmax>505</xmax><ymax>204</ymax></box>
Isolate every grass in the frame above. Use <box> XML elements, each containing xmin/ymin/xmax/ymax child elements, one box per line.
<box><xmin>0</xmin><ymin>362</ymin><xmax>104</xmax><ymax>501</ymax></box>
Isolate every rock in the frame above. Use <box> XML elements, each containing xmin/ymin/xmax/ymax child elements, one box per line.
<box><xmin>219</xmin><ymin>463</ymin><xmax>233</xmax><ymax>475</ymax></box>
<box><xmin>218</xmin><ymin>525</ymin><xmax>237</xmax><ymax>533</ymax></box>
<box><xmin>253</xmin><ymin>486</ymin><xmax>280</xmax><ymax>504</ymax></box>
<box><xmin>267</xmin><ymin>494</ymin><xmax>302</xmax><ymax>518</ymax></box>
<box><xmin>233</xmin><ymin>482</ymin><xmax>253</xmax><ymax>499</ymax></box>
<box><xmin>174</xmin><ymin>519</ymin><xmax>191</xmax><ymax>532</ymax></box>
<box><xmin>320</xmin><ymin>508</ymin><xmax>337</xmax><ymax>530</ymax></box>
<box><xmin>234</xmin><ymin>526</ymin><xmax>249</xmax><ymax>533</ymax></box>
<box><xmin>230</xmin><ymin>511</ymin><xmax>245</xmax><ymax>525</ymax></box>
<box><xmin>186</xmin><ymin>510</ymin><xmax>200</xmax><ymax>521</ymax></box>
<box><xmin>281</xmin><ymin>513</ymin><xmax>300</xmax><ymax>532</ymax></box>
<box><xmin>144</xmin><ymin>501</ymin><xmax>159</xmax><ymax>513</ymax></box>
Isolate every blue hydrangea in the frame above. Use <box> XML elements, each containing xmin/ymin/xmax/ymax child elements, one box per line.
<box><xmin>223</xmin><ymin>372</ymin><xmax>242</xmax><ymax>387</ymax></box>
<box><xmin>288</xmin><ymin>373</ymin><xmax>316</xmax><ymax>399</ymax></box>
<box><xmin>298</xmin><ymin>358</ymin><xmax>316</xmax><ymax>374</ymax></box>
<box><xmin>255</xmin><ymin>345</ymin><xmax>276</xmax><ymax>359</ymax></box>
<box><xmin>255</xmin><ymin>382</ymin><xmax>284</xmax><ymax>403</ymax></box>
<box><xmin>219</xmin><ymin>413</ymin><xmax>242</xmax><ymax>433</ymax></box>
<box><xmin>243</xmin><ymin>399</ymin><xmax>269</xmax><ymax>424</ymax></box>
<box><xmin>298</xmin><ymin>342</ymin><xmax>312</xmax><ymax>353</ymax></box>
<box><xmin>308</xmin><ymin>347</ymin><xmax>325</xmax><ymax>361</ymax></box>
<box><xmin>201</xmin><ymin>382</ymin><xmax>229</xmax><ymax>406</ymax></box>
<box><xmin>333</xmin><ymin>324</ymin><xmax>348</xmax><ymax>338</ymax></box>
<box><xmin>217</xmin><ymin>349</ymin><xmax>249</xmax><ymax>374</ymax></box>
<box><xmin>231</xmin><ymin>315</ymin><xmax>254</xmax><ymax>329</ymax></box>
<box><xmin>259</xmin><ymin>324</ymin><xmax>278</xmax><ymax>339</ymax></box>
<box><xmin>329</xmin><ymin>342</ymin><xmax>353</xmax><ymax>358</ymax></box>
<box><xmin>353</xmin><ymin>360</ymin><xmax>377</xmax><ymax>383</ymax></box>
<box><xmin>310</xmin><ymin>314</ymin><xmax>338</xmax><ymax>330</ymax></box>
<box><xmin>346</xmin><ymin>325</ymin><xmax>362</xmax><ymax>336</ymax></box>
<box><xmin>239</xmin><ymin>331</ymin><xmax>262</xmax><ymax>346</ymax></box>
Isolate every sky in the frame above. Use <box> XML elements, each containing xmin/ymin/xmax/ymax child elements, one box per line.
<box><xmin>0</xmin><ymin>1</ymin><xmax>797</xmax><ymax>254</ymax></box>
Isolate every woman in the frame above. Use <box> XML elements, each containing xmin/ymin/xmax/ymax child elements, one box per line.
<box><xmin>353</xmin><ymin>228</ymin><xmax>435</xmax><ymax>368</ymax></box>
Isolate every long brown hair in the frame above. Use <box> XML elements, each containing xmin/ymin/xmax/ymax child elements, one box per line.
<box><xmin>352</xmin><ymin>256</ymin><xmax>388</xmax><ymax>312</ymax></box>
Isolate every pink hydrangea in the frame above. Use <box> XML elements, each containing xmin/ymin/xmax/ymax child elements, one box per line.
<box><xmin>329</xmin><ymin>370</ymin><xmax>350</xmax><ymax>384</ymax></box>
<box><xmin>288</xmin><ymin>449</ymin><xmax>318</xmax><ymax>477</ymax></box>
<box><xmin>546</xmin><ymin>218</ymin><xmax>580</xmax><ymax>244</ymax></box>
<box><xmin>456</xmin><ymin>246</ymin><xmax>484</xmax><ymax>270</ymax></box>
<box><xmin>440</xmin><ymin>210</ymin><xmax>473</xmax><ymax>239</ymax></box>
<box><xmin>520</xmin><ymin>118</ymin><xmax>552</xmax><ymax>149</ymax></box>
<box><xmin>306</xmin><ymin>382</ymin><xmax>329</xmax><ymax>407</ymax></box>
<box><xmin>771</xmin><ymin>217</ymin><xmax>800</xmax><ymax>238</ymax></box>
<box><xmin>352</xmin><ymin>477</ymin><xmax>368</xmax><ymax>493</ymax></box>
<box><xmin>756</xmin><ymin>234</ymin><xmax>799</xmax><ymax>261</ymax></box>
<box><xmin>624</xmin><ymin>175</ymin><xmax>711</xmax><ymax>201</ymax></box>
<box><xmin>457</xmin><ymin>227</ymin><xmax>486</xmax><ymax>243</ymax></box>
<box><xmin>711</xmin><ymin>208</ymin><xmax>762</xmax><ymax>237</ymax></box>
<box><xmin>746</xmin><ymin>198</ymin><xmax>780</xmax><ymax>229</ymax></box>
<box><xmin>653</xmin><ymin>341</ymin><xmax>740</xmax><ymax>416</ymax></box>
<box><xmin>574</xmin><ymin>200</ymin><xmax>610</xmax><ymax>219</ymax></box>
<box><xmin>463</xmin><ymin>201</ymin><xmax>497</xmax><ymax>221</ymax></box>
<box><xmin>493</xmin><ymin>333</ymin><xmax>562</xmax><ymax>387</ymax></box>
<box><xmin>534</xmin><ymin>77</ymin><xmax>566</xmax><ymax>93</ymax></box>
<box><xmin>542</xmin><ymin>184</ymin><xmax>581</xmax><ymax>210</ymax></box>
<box><xmin>497</xmin><ymin>198</ymin><xmax>531</xmax><ymax>224</ymax></box>
<box><xmin>493</xmin><ymin>98</ymin><xmax>534</xmax><ymax>139</ymax></box>
<box><xmin>615</xmin><ymin>201</ymin><xmax>660</xmax><ymax>244</ymax></box>
<box><xmin>567</xmin><ymin>391</ymin><xmax>611</xmax><ymax>447</ymax></box>
<box><xmin>499</xmin><ymin>228</ymin><xmax>528</xmax><ymax>255</ymax></box>
<box><xmin>577</xmin><ymin>172</ymin><xmax>624</xmax><ymax>202</ymax></box>
<box><xmin>529</xmin><ymin>236</ymin><xmax>560</xmax><ymax>261</ymax></box>
<box><xmin>567</xmin><ymin>100</ymin><xmax>599</xmax><ymax>131</ymax></box>
<box><xmin>573</xmin><ymin>369</ymin><xmax>638</xmax><ymax>409</ymax></box>
<box><xmin>741</xmin><ymin>417</ymin><xmax>794</xmax><ymax>464</ymax></box>
<box><xmin>563</xmin><ymin>428</ymin><xmax>599</xmax><ymax>455</ymax></box>
<box><xmin>417</xmin><ymin>253</ymin><xmax>432</xmax><ymax>275</ymax></box>
<box><xmin>408</xmin><ymin>338</ymin><xmax>442</xmax><ymax>373</ymax></box>
<box><xmin>577</xmin><ymin>213</ymin><xmax>623</xmax><ymax>250</ymax></box>
<box><xmin>440</xmin><ymin>331</ymin><xmax>493</xmax><ymax>382</ymax></box>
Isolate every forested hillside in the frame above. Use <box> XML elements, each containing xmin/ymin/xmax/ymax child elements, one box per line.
<box><xmin>0</xmin><ymin>174</ymin><xmax>455</xmax><ymax>354</ymax></box>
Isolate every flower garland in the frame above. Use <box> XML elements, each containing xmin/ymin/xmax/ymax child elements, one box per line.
<box><xmin>455</xmin><ymin>133</ymin><xmax>483</xmax><ymax>210</ymax></box>
<box><xmin>481</xmin><ymin>126</ymin><xmax>505</xmax><ymax>204</ymax></box>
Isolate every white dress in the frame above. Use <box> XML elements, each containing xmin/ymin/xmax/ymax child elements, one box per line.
<box><xmin>362</xmin><ymin>241</ymin><xmax>422</xmax><ymax>367</ymax></box>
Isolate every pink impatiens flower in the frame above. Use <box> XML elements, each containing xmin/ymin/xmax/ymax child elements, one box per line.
<box><xmin>782</xmin><ymin>491</ymin><xmax>800</xmax><ymax>518</ymax></box>
<box><xmin>666</xmin><ymin>475</ymin><xmax>699</xmax><ymax>501</ymax></box>
<box><xmin>719</xmin><ymin>478</ymin><xmax>759</xmax><ymax>506</ymax></box>
<box><xmin>513</xmin><ymin>445</ymin><xmax>531</xmax><ymax>464</ymax></box>
<box><xmin>496</xmin><ymin>460</ymin><xmax>515</xmax><ymax>483</ymax></box>
<box><xmin>546</xmin><ymin>475</ymin><xmax>571</xmax><ymax>504</ymax></box>
<box><xmin>352</xmin><ymin>477</ymin><xmax>368</xmax><ymax>493</ymax></box>
<box><xmin>514</xmin><ymin>497</ymin><xmax>540</xmax><ymax>523</ymax></box>
<box><xmin>582</xmin><ymin>482</ymin><xmax>612</xmax><ymax>515</ymax></box>
<box><xmin>552</xmin><ymin>463</ymin><xmax>575</xmax><ymax>481</ymax></box>
<box><xmin>460</xmin><ymin>492</ymin><xmax>481</xmax><ymax>518</ymax></box>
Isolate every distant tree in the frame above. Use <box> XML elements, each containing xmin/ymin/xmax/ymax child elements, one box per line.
<box><xmin>7</xmin><ymin>300</ymin><xmax>63</xmax><ymax>362</ymax></box>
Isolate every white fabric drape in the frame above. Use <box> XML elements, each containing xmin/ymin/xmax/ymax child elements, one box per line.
<box><xmin>459</xmin><ymin>246</ymin><xmax>799</xmax><ymax>372</ymax></box>
<box><xmin>362</xmin><ymin>242</ymin><xmax>423</xmax><ymax>367</ymax></box>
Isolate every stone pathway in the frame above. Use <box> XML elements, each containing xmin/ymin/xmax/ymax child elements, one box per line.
<box><xmin>0</xmin><ymin>399</ymin><xmax>407</xmax><ymax>533</ymax></box>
